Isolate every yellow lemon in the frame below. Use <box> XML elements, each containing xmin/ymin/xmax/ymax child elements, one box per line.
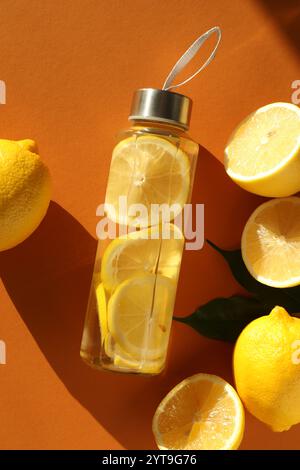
<box><xmin>101</xmin><ymin>223</ymin><xmax>184</xmax><ymax>292</ymax></box>
<box><xmin>234</xmin><ymin>306</ymin><xmax>300</xmax><ymax>431</ymax></box>
<box><xmin>241</xmin><ymin>197</ymin><xmax>300</xmax><ymax>288</ymax></box>
<box><xmin>225</xmin><ymin>102</ymin><xmax>300</xmax><ymax>197</ymax></box>
<box><xmin>105</xmin><ymin>135</ymin><xmax>190</xmax><ymax>227</ymax></box>
<box><xmin>152</xmin><ymin>373</ymin><xmax>245</xmax><ymax>450</ymax></box>
<box><xmin>0</xmin><ymin>139</ymin><xmax>51</xmax><ymax>251</ymax></box>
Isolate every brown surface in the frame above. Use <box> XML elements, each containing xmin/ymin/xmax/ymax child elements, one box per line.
<box><xmin>0</xmin><ymin>0</ymin><xmax>299</xmax><ymax>449</ymax></box>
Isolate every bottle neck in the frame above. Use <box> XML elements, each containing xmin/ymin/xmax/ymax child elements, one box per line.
<box><xmin>129</xmin><ymin>119</ymin><xmax>187</xmax><ymax>135</ymax></box>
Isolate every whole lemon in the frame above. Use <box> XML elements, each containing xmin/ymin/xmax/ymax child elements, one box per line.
<box><xmin>0</xmin><ymin>139</ymin><xmax>51</xmax><ymax>251</ymax></box>
<box><xmin>233</xmin><ymin>306</ymin><xmax>300</xmax><ymax>431</ymax></box>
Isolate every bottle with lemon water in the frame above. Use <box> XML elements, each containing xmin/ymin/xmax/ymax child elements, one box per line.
<box><xmin>80</xmin><ymin>89</ymin><xmax>198</xmax><ymax>374</ymax></box>
<box><xmin>80</xmin><ymin>28</ymin><xmax>221</xmax><ymax>374</ymax></box>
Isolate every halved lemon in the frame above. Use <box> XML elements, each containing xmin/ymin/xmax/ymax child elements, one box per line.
<box><xmin>101</xmin><ymin>223</ymin><xmax>184</xmax><ymax>292</ymax></box>
<box><xmin>108</xmin><ymin>274</ymin><xmax>175</xmax><ymax>361</ymax></box>
<box><xmin>152</xmin><ymin>373</ymin><xmax>245</xmax><ymax>450</ymax></box>
<box><xmin>241</xmin><ymin>197</ymin><xmax>300</xmax><ymax>288</ymax></box>
<box><xmin>225</xmin><ymin>102</ymin><xmax>300</xmax><ymax>197</ymax></box>
<box><xmin>105</xmin><ymin>135</ymin><xmax>190</xmax><ymax>227</ymax></box>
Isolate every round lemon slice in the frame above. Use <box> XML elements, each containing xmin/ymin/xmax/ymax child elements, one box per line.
<box><xmin>108</xmin><ymin>274</ymin><xmax>175</xmax><ymax>361</ymax></box>
<box><xmin>113</xmin><ymin>355</ymin><xmax>164</xmax><ymax>375</ymax></box>
<box><xmin>104</xmin><ymin>333</ymin><xmax>165</xmax><ymax>374</ymax></box>
<box><xmin>241</xmin><ymin>197</ymin><xmax>300</xmax><ymax>288</ymax></box>
<box><xmin>105</xmin><ymin>135</ymin><xmax>190</xmax><ymax>227</ymax></box>
<box><xmin>152</xmin><ymin>373</ymin><xmax>245</xmax><ymax>450</ymax></box>
<box><xmin>225</xmin><ymin>102</ymin><xmax>300</xmax><ymax>197</ymax></box>
<box><xmin>101</xmin><ymin>224</ymin><xmax>184</xmax><ymax>292</ymax></box>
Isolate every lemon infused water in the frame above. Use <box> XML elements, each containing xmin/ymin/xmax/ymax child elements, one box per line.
<box><xmin>80</xmin><ymin>89</ymin><xmax>199</xmax><ymax>374</ymax></box>
<box><xmin>80</xmin><ymin>26</ymin><xmax>221</xmax><ymax>375</ymax></box>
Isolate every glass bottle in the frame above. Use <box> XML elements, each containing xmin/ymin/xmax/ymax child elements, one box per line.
<box><xmin>80</xmin><ymin>88</ymin><xmax>199</xmax><ymax>375</ymax></box>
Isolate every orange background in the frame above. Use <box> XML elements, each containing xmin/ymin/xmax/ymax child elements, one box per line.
<box><xmin>0</xmin><ymin>0</ymin><xmax>299</xmax><ymax>450</ymax></box>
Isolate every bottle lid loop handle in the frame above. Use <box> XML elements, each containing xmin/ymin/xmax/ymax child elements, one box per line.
<box><xmin>162</xmin><ymin>26</ymin><xmax>222</xmax><ymax>91</ymax></box>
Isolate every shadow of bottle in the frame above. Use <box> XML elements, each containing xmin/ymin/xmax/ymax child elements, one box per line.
<box><xmin>0</xmin><ymin>200</ymin><xmax>172</xmax><ymax>449</ymax></box>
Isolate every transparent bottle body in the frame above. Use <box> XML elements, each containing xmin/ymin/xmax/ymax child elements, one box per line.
<box><xmin>80</xmin><ymin>121</ymin><xmax>199</xmax><ymax>375</ymax></box>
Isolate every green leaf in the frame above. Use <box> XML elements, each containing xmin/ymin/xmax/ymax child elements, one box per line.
<box><xmin>207</xmin><ymin>240</ymin><xmax>300</xmax><ymax>312</ymax></box>
<box><xmin>174</xmin><ymin>295</ymin><xmax>267</xmax><ymax>342</ymax></box>
<box><xmin>176</xmin><ymin>241</ymin><xmax>300</xmax><ymax>343</ymax></box>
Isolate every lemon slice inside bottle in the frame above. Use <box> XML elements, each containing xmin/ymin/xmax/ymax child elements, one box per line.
<box><xmin>104</xmin><ymin>333</ymin><xmax>165</xmax><ymax>374</ymax></box>
<box><xmin>107</xmin><ymin>274</ymin><xmax>175</xmax><ymax>361</ymax></box>
<box><xmin>105</xmin><ymin>135</ymin><xmax>190</xmax><ymax>227</ymax></box>
<box><xmin>95</xmin><ymin>282</ymin><xmax>108</xmax><ymax>343</ymax></box>
<box><xmin>101</xmin><ymin>223</ymin><xmax>184</xmax><ymax>292</ymax></box>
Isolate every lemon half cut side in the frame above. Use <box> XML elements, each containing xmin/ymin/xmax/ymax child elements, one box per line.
<box><xmin>225</xmin><ymin>102</ymin><xmax>300</xmax><ymax>197</ymax></box>
<box><xmin>152</xmin><ymin>373</ymin><xmax>245</xmax><ymax>450</ymax></box>
<box><xmin>241</xmin><ymin>197</ymin><xmax>300</xmax><ymax>288</ymax></box>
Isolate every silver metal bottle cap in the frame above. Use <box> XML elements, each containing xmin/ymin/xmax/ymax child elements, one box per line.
<box><xmin>129</xmin><ymin>88</ymin><xmax>192</xmax><ymax>130</ymax></box>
